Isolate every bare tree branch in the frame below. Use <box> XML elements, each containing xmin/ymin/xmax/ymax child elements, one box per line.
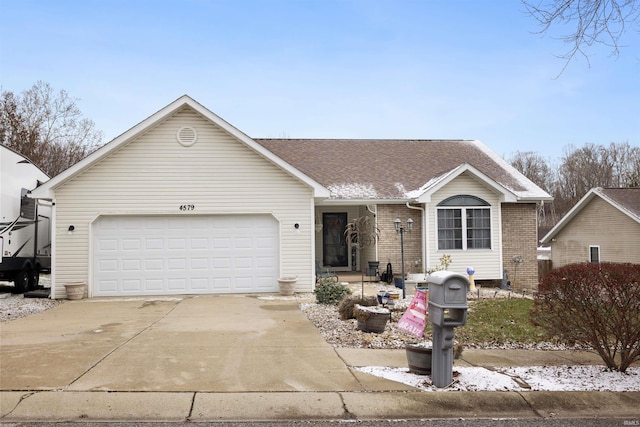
<box><xmin>523</xmin><ymin>0</ymin><xmax>640</xmax><ymax>73</ymax></box>
<box><xmin>0</xmin><ymin>81</ymin><xmax>103</xmax><ymax>176</ymax></box>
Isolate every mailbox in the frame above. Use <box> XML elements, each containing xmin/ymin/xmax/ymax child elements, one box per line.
<box><xmin>428</xmin><ymin>270</ymin><xmax>469</xmax><ymax>327</ymax></box>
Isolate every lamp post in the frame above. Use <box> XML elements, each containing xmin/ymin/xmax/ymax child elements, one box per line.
<box><xmin>394</xmin><ymin>217</ymin><xmax>413</xmax><ymax>298</ymax></box>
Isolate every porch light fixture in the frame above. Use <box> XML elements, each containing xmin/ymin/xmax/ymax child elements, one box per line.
<box><xmin>394</xmin><ymin>218</ymin><xmax>413</xmax><ymax>298</ymax></box>
<box><xmin>68</xmin><ymin>225</ymin><xmax>75</xmax><ymax>233</ymax></box>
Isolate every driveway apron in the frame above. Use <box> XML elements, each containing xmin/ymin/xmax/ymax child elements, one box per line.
<box><xmin>0</xmin><ymin>295</ymin><xmax>364</xmax><ymax>392</ymax></box>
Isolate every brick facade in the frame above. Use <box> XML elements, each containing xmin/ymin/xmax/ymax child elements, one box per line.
<box><xmin>374</xmin><ymin>203</ymin><xmax>539</xmax><ymax>292</ymax></box>
<box><xmin>376</xmin><ymin>205</ymin><xmax>423</xmax><ymax>276</ymax></box>
<box><xmin>500</xmin><ymin>203</ymin><xmax>539</xmax><ymax>292</ymax></box>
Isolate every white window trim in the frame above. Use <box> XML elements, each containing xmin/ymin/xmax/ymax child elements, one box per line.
<box><xmin>437</xmin><ymin>206</ymin><xmax>492</xmax><ymax>251</ymax></box>
<box><xmin>589</xmin><ymin>245</ymin><xmax>601</xmax><ymax>263</ymax></box>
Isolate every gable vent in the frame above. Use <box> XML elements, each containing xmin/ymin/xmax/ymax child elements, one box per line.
<box><xmin>177</xmin><ymin>126</ymin><xmax>198</xmax><ymax>147</ymax></box>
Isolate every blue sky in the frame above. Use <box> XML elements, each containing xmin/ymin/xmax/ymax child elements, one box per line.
<box><xmin>1</xmin><ymin>0</ymin><xmax>638</xmax><ymax>163</ymax></box>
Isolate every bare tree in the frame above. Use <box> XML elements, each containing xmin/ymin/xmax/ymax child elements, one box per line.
<box><xmin>0</xmin><ymin>81</ymin><xmax>103</xmax><ymax>177</ymax></box>
<box><xmin>523</xmin><ymin>0</ymin><xmax>640</xmax><ymax>71</ymax></box>
<box><xmin>553</xmin><ymin>143</ymin><xmax>612</xmax><ymax>214</ymax></box>
<box><xmin>509</xmin><ymin>151</ymin><xmax>558</xmax><ymax>225</ymax></box>
<box><xmin>511</xmin><ymin>142</ymin><xmax>640</xmax><ymax>226</ymax></box>
<box><xmin>509</xmin><ymin>151</ymin><xmax>554</xmax><ymax>190</ymax></box>
<box><xmin>552</xmin><ymin>142</ymin><xmax>639</xmax><ymax>218</ymax></box>
<box><xmin>607</xmin><ymin>141</ymin><xmax>640</xmax><ymax>187</ymax></box>
<box><xmin>0</xmin><ymin>91</ymin><xmax>40</xmax><ymax>157</ymax></box>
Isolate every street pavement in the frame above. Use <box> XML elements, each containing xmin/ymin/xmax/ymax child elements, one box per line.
<box><xmin>1</xmin><ymin>294</ymin><xmax>638</xmax><ymax>423</ymax></box>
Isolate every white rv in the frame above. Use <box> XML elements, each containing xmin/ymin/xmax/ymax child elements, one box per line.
<box><xmin>0</xmin><ymin>145</ymin><xmax>51</xmax><ymax>293</ymax></box>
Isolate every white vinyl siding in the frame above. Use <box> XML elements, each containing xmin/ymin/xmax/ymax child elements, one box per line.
<box><xmin>426</xmin><ymin>172</ymin><xmax>502</xmax><ymax>280</ymax></box>
<box><xmin>51</xmin><ymin>107</ymin><xmax>314</xmax><ymax>298</ymax></box>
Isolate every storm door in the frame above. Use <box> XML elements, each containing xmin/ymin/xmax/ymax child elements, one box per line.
<box><xmin>322</xmin><ymin>212</ymin><xmax>348</xmax><ymax>267</ymax></box>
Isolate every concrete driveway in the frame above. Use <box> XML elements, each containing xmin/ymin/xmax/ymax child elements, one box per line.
<box><xmin>0</xmin><ymin>294</ymin><xmax>393</xmax><ymax>393</ymax></box>
<box><xmin>3</xmin><ymin>293</ymin><xmax>640</xmax><ymax>423</ymax></box>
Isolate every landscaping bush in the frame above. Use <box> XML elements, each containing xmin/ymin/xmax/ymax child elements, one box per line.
<box><xmin>337</xmin><ymin>295</ymin><xmax>378</xmax><ymax>320</ymax></box>
<box><xmin>530</xmin><ymin>262</ymin><xmax>640</xmax><ymax>372</ymax></box>
<box><xmin>314</xmin><ymin>278</ymin><xmax>352</xmax><ymax>305</ymax></box>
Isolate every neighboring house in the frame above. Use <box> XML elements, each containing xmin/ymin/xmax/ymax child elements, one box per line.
<box><xmin>541</xmin><ymin>187</ymin><xmax>640</xmax><ymax>267</ymax></box>
<box><xmin>32</xmin><ymin>95</ymin><xmax>551</xmax><ymax>299</ymax></box>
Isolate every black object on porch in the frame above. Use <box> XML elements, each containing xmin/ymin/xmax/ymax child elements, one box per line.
<box><xmin>380</xmin><ymin>262</ymin><xmax>393</xmax><ymax>284</ymax></box>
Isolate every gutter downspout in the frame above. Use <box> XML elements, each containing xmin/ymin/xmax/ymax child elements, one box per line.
<box><xmin>366</xmin><ymin>205</ymin><xmax>378</xmax><ymax>262</ymax></box>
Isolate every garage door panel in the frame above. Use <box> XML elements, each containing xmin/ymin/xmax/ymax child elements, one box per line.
<box><xmin>145</xmin><ymin>279</ymin><xmax>163</xmax><ymax>291</ymax></box>
<box><xmin>99</xmin><ymin>239</ymin><xmax>118</xmax><ymax>251</ymax></box>
<box><xmin>168</xmin><ymin>278</ymin><xmax>187</xmax><ymax>290</ymax></box>
<box><xmin>191</xmin><ymin>238</ymin><xmax>208</xmax><ymax>250</ymax></box>
<box><xmin>146</xmin><ymin>239</ymin><xmax>164</xmax><ymax>250</ymax></box>
<box><xmin>123</xmin><ymin>279</ymin><xmax>141</xmax><ymax>291</ymax></box>
<box><xmin>168</xmin><ymin>258</ymin><xmax>187</xmax><ymax>270</ymax></box>
<box><xmin>190</xmin><ymin>258</ymin><xmax>209</xmax><ymax>269</ymax></box>
<box><xmin>99</xmin><ymin>259</ymin><xmax>118</xmax><ymax>272</ymax></box>
<box><xmin>213</xmin><ymin>238</ymin><xmax>231</xmax><ymax>249</ymax></box>
<box><xmin>122</xmin><ymin>239</ymin><xmax>141</xmax><ymax>250</ymax></box>
<box><xmin>191</xmin><ymin>278</ymin><xmax>209</xmax><ymax>290</ymax></box>
<box><xmin>145</xmin><ymin>259</ymin><xmax>164</xmax><ymax>270</ymax></box>
<box><xmin>93</xmin><ymin>215</ymin><xmax>279</xmax><ymax>296</ymax></box>
<box><xmin>168</xmin><ymin>238</ymin><xmax>186</xmax><ymax>250</ymax></box>
<box><xmin>98</xmin><ymin>280</ymin><xmax>116</xmax><ymax>291</ymax></box>
<box><xmin>212</xmin><ymin>257</ymin><xmax>231</xmax><ymax>267</ymax></box>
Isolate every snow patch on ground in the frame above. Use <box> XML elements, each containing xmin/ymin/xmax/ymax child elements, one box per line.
<box><xmin>356</xmin><ymin>365</ymin><xmax>640</xmax><ymax>392</ymax></box>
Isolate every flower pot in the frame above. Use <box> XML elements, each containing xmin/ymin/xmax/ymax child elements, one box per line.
<box><xmin>354</xmin><ymin>304</ymin><xmax>390</xmax><ymax>333</ymax></box>
<box><xmin>64</xmin><ymin>282</ymin><xmax>87</xmax><ymax>300</ymax></box>
<box><xmin>405</xmin><ymin>342</ymin><xmax>433</xmax><ymax>375</ymax></box>
<box><xmin>278</xmin><ymin>277</ymin><xmax>297</xmax><ymax>295</ymax></box>
<box><xmin>357</xmin><ymin>312</ymin><xmax>390</xmax><ymax>333</ymax></box>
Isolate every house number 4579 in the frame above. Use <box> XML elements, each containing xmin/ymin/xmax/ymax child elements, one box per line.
<box><xmin>179</xmin><ymin>204</ymin><xmax>195</xmax><ymax>211</ymax></box>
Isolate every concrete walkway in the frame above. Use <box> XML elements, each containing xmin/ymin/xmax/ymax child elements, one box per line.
<box><xmin>1</xmin><ymin>294</ymin><xmax>638</xmax><ymax>422</ymax></box>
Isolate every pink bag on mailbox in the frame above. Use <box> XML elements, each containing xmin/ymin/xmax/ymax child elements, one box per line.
<box><xmin>397</xmin><ymin>289</ymin><xmax>427</xmax><ymax>338</ymax></box>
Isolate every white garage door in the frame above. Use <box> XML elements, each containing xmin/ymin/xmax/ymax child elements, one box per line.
<box><xmin>92</xmin><ymin>215</ymin><xmax>279</xmax><ymax>296</ymax></box>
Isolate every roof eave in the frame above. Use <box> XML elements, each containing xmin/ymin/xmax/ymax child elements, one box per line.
<box><xmin>317</xmin><ymin>198</ymin><xmax>413</xmax><ymax>206</ymax></box>
<box><xmin>30</xmin><ymin>95</ymin><xmax>330</xmax><ymax>199</ymax></box>
<box><xmin>597</xmin><ymin>189</ymin><xmax>640</xmax><ymax>224</ymax></box>
<box><xmin>518</xmin><ymin>195</ymin><xmax>554</xmax><ymax>203</ymax></box>
<box><xmin>413</xmin><ymin>163</ymin><xmax>520</xmax><ymax>203</ymax></box>
<box><xmin>541</xmin><ymin>188</ymin><xmax>600</xmax><ymax>244</ymax></box>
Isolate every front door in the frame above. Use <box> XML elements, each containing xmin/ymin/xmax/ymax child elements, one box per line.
<box><xmin>322</xmin><ymin>212</ymin><xmax>348</xmax><ymax>267</ymax></box>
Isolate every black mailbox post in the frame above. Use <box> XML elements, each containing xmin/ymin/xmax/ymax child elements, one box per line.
<box><xmin>428</xmin><ymin>270</ymin><xmax>469</xmax><ymax>388</ymax></box>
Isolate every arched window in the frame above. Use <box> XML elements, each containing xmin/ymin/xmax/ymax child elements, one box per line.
<box><xmin>437</xmin><ymin>195</ymin><xmax>491</xmax><ymax>250</ymax></box>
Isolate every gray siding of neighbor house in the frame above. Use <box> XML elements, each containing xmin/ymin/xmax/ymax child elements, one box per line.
<box><xmin>550</xmin><ymin>196</ymin><xmax>640</xmax><ymax>267</ymax></box>
<box><xmin>51</xmin><ymin>107</ymin><xmax>314</xmax><ymax>298</ymax></box>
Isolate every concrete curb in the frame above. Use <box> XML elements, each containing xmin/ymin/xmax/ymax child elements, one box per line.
<box><xmin>2</xmin><ymin>391</ymin><xmax>639</xmax><ymax>422</ymax></box>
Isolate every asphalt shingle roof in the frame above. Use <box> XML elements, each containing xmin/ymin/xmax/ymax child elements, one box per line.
<box><xmin>599</xmin><ymin>187</ymin><xmax>640</xmax><ymax>219</ymax></box>
<box><xmin>255</xmin><ymin>138</ymin><xmax>546</xmax><ymax>200</ymax></box>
